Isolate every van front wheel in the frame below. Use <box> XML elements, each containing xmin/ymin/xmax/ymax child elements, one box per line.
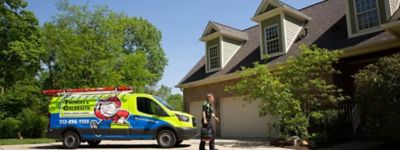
<box><xmin>156</xmin><ymin>130</ymin><xmax>176</xmax><ymax>148</ymax></box>
<box><xmin>62</xmin><ymin>131</ymin><xmax>81</xmax><ymax>149</ymax></box>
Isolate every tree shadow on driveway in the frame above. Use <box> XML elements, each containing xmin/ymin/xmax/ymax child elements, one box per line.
<box><xmin>215</xmin><ymin>139</ymin><xmax>274</xmax><ymax>148</ymax></box>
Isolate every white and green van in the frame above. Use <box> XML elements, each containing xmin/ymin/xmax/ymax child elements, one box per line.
<box><xmin>45</xmin><ymin>87</ymin><xmax>197</xmax><ymax>149</ymax></box>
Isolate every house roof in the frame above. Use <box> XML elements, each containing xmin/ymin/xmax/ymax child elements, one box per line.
<box><xmin>252</xmin><ymin>0</ymin><xmax>311</xmax><ymax>22</ymax></box>
<box><xmin>178</xmin><ymin>0</ymin><xmax>398</xmax><ymax>87</ymax></box>
<box><xmin>390</xmin><ymin>8</ymin><xmax>400</xmax><ymax>22</ymax></box>
<box><xmin>200</xmin><ymin>21</ymin><xmax>248</xmax><ymax>41</ymax></box>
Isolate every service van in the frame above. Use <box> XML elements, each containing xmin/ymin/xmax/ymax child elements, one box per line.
<box><xmin>44</xmin><ymin>86</ymin><xmax>197</xmax><ymax>149</ymax></box>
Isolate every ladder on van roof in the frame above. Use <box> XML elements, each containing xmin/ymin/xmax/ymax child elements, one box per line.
<box><xmin>42</xmin><ymin>86</ymin><xmax>133</xmax><ymax>97</ymax></box>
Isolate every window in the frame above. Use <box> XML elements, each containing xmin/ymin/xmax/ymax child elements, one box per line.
<box><xmin>264</xmin><ymin>24</ymin><xmax>280</xmax><ymax>55</ymax></box>
<box><xmin>207</xmin><ymin>45</ymin><xmax>220</xmax><ymax>70</ymax></box>
<box><xmin>137</xmin><ymin>97</ymin><xmax>164</xmax><ymax>115</ymax></box>
<box><xmin>354</xmin><ymin>0</ymin><xmax>380</xmax><ymax>31</ymax></box>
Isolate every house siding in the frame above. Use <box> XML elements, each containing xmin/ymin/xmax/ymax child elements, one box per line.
<box><xmin>390</xmin><ymin>0</ymin><xmax>400</xmax><ymax>15</ymax></box>
<box><xmin>284</xmin><ymin>14</ymin><xmax>303</xmax><ymax>52</ymax></box>
<box><xmin>221</xmin><ymin>37</ymin><xmax>241</xmax><ymax>67</ymax></box>
<box><xmin>260</xmin><ymin>15</ymin><xmax>283</xmax><ymax>55</ymax></box>
<box><xmin>347</xmin><ymin>0</ymin><xmax>387</xmax><ymax>35</ymax></box>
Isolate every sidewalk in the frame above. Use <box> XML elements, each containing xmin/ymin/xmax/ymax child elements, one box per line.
<box><xmin>318</xmin><ymin>140</ymin><xmax>383</xmax><ymax>150</ymax></box>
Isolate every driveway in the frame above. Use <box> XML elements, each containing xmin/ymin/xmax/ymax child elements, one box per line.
<box><xmin>0</xmin><ymin>139</ymin><xmax>290</xmax><ymax>150</ymax></box>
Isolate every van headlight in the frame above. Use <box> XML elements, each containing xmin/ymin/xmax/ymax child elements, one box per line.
<box><xmin>176</xmin><ymin>114</ymin><xmax>190</xmax><ymax>122</ymax></box>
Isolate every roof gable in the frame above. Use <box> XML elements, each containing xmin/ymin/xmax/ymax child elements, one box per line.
<box><xmin>253</xmin><ymin>0</ymin><xmax>282</xmax><ymax>17</ymax></box>
<box><xmin>200</xmin><ymin>21</ymin><xmax>248</xmax><ymax>42</ymax></box>
<box><xmin>252</xmin><ymin>0</ymin><xmax>311</xmax><ymax>22</ymax></box>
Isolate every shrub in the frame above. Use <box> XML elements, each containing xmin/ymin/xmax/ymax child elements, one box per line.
<box><xmin>0</xmin><ymin>117</ymin><xmax>22</xmax><ymax>138</ymax></box>
<box><xmin>227</xmin><ymin>45</ymin><xmax>346</xmax><ymax>139</ymax></box>
<box><xmin>18</xmin><ymin>109</ymin><xmax>48</xmax><ymax>138</ymax></box>
<box><xmin>354</xmin><ymin>53</ymin><xmax>400</xmax><ymax>140</ymax></box>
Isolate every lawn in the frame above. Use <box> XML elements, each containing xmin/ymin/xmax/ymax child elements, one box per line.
<box><xmin>0</xmin><ymin>138</ymin><xmax>55</xmax><ymax>145</ymax></box>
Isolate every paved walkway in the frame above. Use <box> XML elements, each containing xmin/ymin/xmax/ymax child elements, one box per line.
<box><xmin>0</xmin><ymin>139</ymin><xmax>290</xmax><ymax>150</ymax></box>
<box><xmin>318</xmin><ymin>140</ymin><xmax>383</xmax><ymax>150</ymax></box>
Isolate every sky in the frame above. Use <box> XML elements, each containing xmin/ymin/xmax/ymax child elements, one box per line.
<box><xmin>26</xmin><ymin>0</ymin><xmax>322</xmax><ymax>94</ymax></box>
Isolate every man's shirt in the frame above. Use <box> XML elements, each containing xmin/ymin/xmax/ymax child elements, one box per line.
<box><xmin>202</xmin><ymin>101</ymin><xmax>213</xmax><ymax>121</ymax></box>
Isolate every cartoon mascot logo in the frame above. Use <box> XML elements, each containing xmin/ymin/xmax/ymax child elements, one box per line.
<box><xmin>92</xmin><ymin>96</ymin><xmax>130</xmax><ymax>128</ymax></box>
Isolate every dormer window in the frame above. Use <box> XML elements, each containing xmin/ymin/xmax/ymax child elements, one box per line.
<box><xmin>354</xmin><ymin>0</ymin><xmax>380</xmax><ymax>31</ymax></box>
<box><xmin>207</xmin><ymin>45</ymin><xmax>220</xmax><ymax>70</ymax></box>
<box><xmin>252</xmin><ymin>0</ymin><xmax>311</xmax><ymax>59</ymax></box>
<box><xmin>264</xmin><ymin>24</ymin><xmax>280</xmax><ymax>55</ymax></box>
<box><xmin>200</xmin><ymin>21</ymin><xmax>248</xmax><ymax>73</ymax></box>
<box><xmin>346</xmin><ymin>0</ymin><xmax>392</xmax><ymax>37</ymax></box>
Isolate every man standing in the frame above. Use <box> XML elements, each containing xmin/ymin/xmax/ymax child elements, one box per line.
<box><xmin>199</xmin><ymin>93</ymin><xmax>219</xmax><ymax>150</ymax></box>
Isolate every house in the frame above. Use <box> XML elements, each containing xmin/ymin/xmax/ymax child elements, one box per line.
<box><xmin>177</xmin><ymin>0</ymin><xmax>400</xmax><ymax>139</ymax></box>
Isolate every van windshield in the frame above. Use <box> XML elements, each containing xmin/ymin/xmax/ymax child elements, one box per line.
<box><xmin>153</xmin><ymin>96</ymin><xmax>175</xmax><ymax>111</ymax></box>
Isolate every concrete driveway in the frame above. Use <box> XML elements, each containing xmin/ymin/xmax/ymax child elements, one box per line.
<box><xmin>0</xmin><ymin>139</ymin><xmax>290</xmax><ymax>150</ymax></box>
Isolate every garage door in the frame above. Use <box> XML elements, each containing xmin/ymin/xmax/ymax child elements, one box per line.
<box><xmin>189</xmin><ymin>101</ymin><xmax>216</xmax><ymax>137</ymax></box>
<box><xmin>220</xmin><ymin>97</ymin><xmax>278</xmax><ymax>138</ymax></box>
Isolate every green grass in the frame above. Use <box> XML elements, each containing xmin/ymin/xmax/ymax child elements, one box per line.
<box><xmin>0</xmin><ymin>138</ymin><xmax>55</xmax><ymax>145</ymax></box>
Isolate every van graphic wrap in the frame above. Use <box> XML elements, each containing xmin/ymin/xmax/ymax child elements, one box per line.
<box><xmin>59</xmin><ymin>96</ymin><xmax>97</xmax><ymax>117</ymax></box>
<box><xmin>45</xmin><ymin>88</ymin><xmax>197</xmax><ymax>148</ymax></box>
<box><xmin>93</xmin><ymin>96</ymin><xmax>130</xmax><ymax>128</ymax></box>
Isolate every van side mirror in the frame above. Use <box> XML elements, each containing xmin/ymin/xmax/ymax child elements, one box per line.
<box><xmin>156</xmin><ymin>106</ymin><xmax>168</xmax><ymax>116</ymax></box>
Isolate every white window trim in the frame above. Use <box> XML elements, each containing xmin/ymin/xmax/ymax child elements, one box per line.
<box><xmin>206</xmin><ymin>44</ymin><xmax>221</xmax><ymax>73</ymax></box>
<box><xmin>262</xmin><ymin>24</ymin><xmax>284</xmax><ymax>58</ymax></box>
<box><xmin>352</xmin><ymin>0</ymin><xmax>382</xmax><ymax>33</ymax></box>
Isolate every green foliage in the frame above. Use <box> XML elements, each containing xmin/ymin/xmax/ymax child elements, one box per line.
<box><xmin>0</xmin><ymin>118</ymin><xmax>22</xmax><ymax>138</ymax></box>
<box><xmin>354</xmin><ymin>53</ymin><xmax>400</xmax><ymax>140</ymax></box>
<box><xmin>309</xmin><ymin>132</ymin><xmax>330</xmax><ymax>143</ymax></box>
<box><xmin>41</xmin><ymin>0</ymin><xmax>167</xmax><ymax>91</ymax></box>
<box><xmin>0</xmin><ymin>0</ymin><xmax>44</xmax><ymax>88</ymax></box>
<box><xmin>228</xmin><ymin>45</ymin><xmax>346</xmax><ymax>139</ymax></box>
<box><xmin>0</xmin><ymin>79</ymin><xmax>48</xmax><ymax>138</ymax></box>
<box><xmin>0</xmin><ymin>138</ymin><xmax>54</xmax><ymax>145</ymax></box>
<box><xmin>152</xmin><ymin>85</ymin><xmax>172</xmax><ymax>100</ymax></box>
<box><xmin>0</xmin><ymin>79</ymin><xmax>47</xmax><ymax>118</ymax></box>
<box><xmin>18</xmin><ymin>109</ymin><xmax>48</xmax><ymax>138</ymax></box>
<box><xmin>0</xmin><ymin>0</ymin><xmax>168</xmax><ymax>139</ymax></box>
<box><xmin>0</xmin><ymin>0</ymin><xmax>49</xmax><ymax>139</ymax></box>
<box><xmin>149</xmin><ymin>85</ymin><xmax>183</xmax><ymax>111</ymax></box>
<box><xmin>167</xmin><ymin>94</ymin><xmax>183</xmax><ymax>112</ymax></box>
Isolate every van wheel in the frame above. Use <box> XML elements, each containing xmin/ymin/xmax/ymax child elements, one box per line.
<box><xmin>87</xmin><ymin>140</ymin><xmax>101</xmax><ymax>147</ymax></box>
<box><xmin>156</xmin><ymin>130</ymin><xmax>176</xmax><ymax>148</ymax></box>
<box><xmin>62</xmin><ymin>131</ymin><xmax>81</xmax><ymax>149</ymax></box>
<box><xmin>175</xmin><ymin>140</ymin><xmax>183</xmax><ymax>146</ymax></box>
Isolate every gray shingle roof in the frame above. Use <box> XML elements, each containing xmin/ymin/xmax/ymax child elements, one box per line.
<box><xmin>178</xmin><ymin>0</ymin><xmax>397</xmax><ymax>86</ymax></box>
<box><xmin>203</xmin><ymin>21</ymin><xmax>249</xmax><ymax>41</ymax></box>
<box><xmin>390</xmin><ymin>8</ymin><xmax>400</xmax><ymax>21</ymax></box>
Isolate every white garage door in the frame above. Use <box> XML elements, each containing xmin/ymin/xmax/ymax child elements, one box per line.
<box><xmin>220</xmin><ymin>97</ymin><xmax>278</xmax><ymax>138</ymax></box>
<box><xmin>189</xmin><ymin>101</ymin><xmax>216</xmax><ymax>137</ymax></box>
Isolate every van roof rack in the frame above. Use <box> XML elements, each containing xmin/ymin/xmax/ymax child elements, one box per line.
<box><xmin>42</xmin><ymin>86</ymin><xmax>133</xmax><ymax>96</ymax></box>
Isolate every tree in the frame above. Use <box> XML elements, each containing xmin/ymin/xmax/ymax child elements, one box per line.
<box><xmin>41</xmin><ymin>0</ymin><xmax>167</xmax><ymax>91</ymax></box>
<box><xmin>0</xmin><ymin>0</ymin><xmax>43</xmax><ymax>89</ymax></box>
<box><xmin>228</xmin><ymin>45</ymin><xmax>347</xmax><ymax>139</ymax></box>
<box><xmin>167</xmin><ymin>94</ymin><xmax>183</xmax><ymax>112</ymax></box>
<box><xmin>0</xmin><ymin>0</ymin><xmax>47</xmax><ymax>138</ymax></box>
<box><xmin>354</xmin><ymin>53</ymin><xmax>400</xmax><ymax>140</ymax></box>
<box><xmin>150</xmin><ymin>85</ymin><xmax>183</xmax><ymax>111</ymax></box>
<box><xmin>153</xmin><ymin>85</ymin><xmax>172</xmax><ymax>100</ymax></box>
<box><xmin>0</xmin><ymin>0</ymin><xmax>44</xmax><ymax>118</ymax></box>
